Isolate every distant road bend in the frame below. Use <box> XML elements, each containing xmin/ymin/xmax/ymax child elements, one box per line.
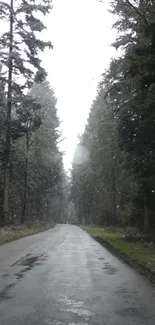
<box><xmin>0</xmin><ymin>224</ymin><xmax>155</xmax><ymax>325</ymax></box>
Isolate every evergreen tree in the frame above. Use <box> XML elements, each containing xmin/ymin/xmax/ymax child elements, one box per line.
<box><xmin>0</xmin><ymin>0</ymin><xmax>52</xmax><ymax>223</ymax></box>
<box><xmin>71</xmin><ymin>88</ymin><xmax>133</xmax><ymax>226</ymax></box>
<box><xmin>7</xmin><ymin>81</ymin><xmax>65</xmax><ymax>225</ymax></box>
<box><xmin>104</xmin><ymin>0</ymin><xmax>155</xmax><ymax>229</ymax></box>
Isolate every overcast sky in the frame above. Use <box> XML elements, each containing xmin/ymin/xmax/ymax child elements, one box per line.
<box><xmin>42</xmin><ymin>0</ymin><xmax>116</xmax><ymax>170</ymax></box>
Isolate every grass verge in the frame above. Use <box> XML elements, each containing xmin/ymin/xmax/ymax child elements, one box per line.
<box><xmin>82</xmin><ymin>226</ymin><xmax>155</xmax><ymax>277</ymax></box>
<box><xmin>0</xmin><ymin>221</ymin><xmax>53</xmax><ymax>245</ymax></box>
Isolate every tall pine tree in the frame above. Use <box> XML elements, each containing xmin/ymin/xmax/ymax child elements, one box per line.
<box><xmin>0</xmin><ymin>0</ymin><xmax>52</xmax><ymax>223</ymax></box>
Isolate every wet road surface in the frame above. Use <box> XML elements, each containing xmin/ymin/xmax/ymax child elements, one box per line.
<box><xmin>0</xmin><ymin>224</ymin><xmax>155</xmax><ymax>325</ymax></box>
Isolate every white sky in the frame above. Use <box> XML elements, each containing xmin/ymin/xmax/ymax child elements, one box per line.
<box><xmin>42</xmin><ymin>0</ymin><xmax>117</xmax><ymax>170</ymax></box>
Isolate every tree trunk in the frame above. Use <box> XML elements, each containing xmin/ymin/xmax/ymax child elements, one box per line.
<box><xmin>111</xmin><ymin>164</ymin><xmax>116</xmax><ymax>225</ymax></box>
<box><xmin>21</xmin><ymin>132</ymin><xmax>29</xmax><ymax>223</ymax></box>
<box><xmin>0</xmin><ymin>184</ymin><xmax>4</xmax><ymax>226</ymax></box>
<box><xmin>3</xmin><ymin>0</ymin><xmax>14</xmax><ymax>224</ymax></box>
<box><xmin>111</xmin><ymin>134</ymin><xmax>116</xmax><ymax>225</ymax></box>
<box><xmin>144</xmin><ymin>195</ymin><xmax>149</xmax><ymax>232</ymax></box>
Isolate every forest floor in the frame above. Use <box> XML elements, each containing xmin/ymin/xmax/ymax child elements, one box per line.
<box><xmin>0</xmin><ymin>221</ymin><xmax>53</xmax><ymax>245</ymax></box>
<box><xmin>82</xmin><ymin>226</ymin><xmax>155</xmax><ymax>281</ymax></box>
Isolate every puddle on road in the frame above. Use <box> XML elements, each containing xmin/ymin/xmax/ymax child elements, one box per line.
<box><xmin>45</xmin><ymin>321</ymin><xmax>89</xmax><ymax>325</ymax></box>
<box><xmin>0</xmin><ymin>283</ymin><xmax>16</xmax><ymax>301</ymax></box>
<box><xmin>102</xmin><ymin>262</ymin><xmax>118</xmax><ymax>275</ymax></box>
<box><xmin>20</xmin><ymin>256</ymin><xmax>39</xmax><ymax>266</ymax></box>
<box><xmin>69</xmin><ymin>323</ymin><xmax>89</xmax><ymax>325</ymax></box>
<box><xmin>0</xmin><ymin>253</ymin><xmax>48</xmax><ymax>302</ymax></box>
<box><xmin>45</xmin><ymin>321</ymin><xmax>65</xmax><ymax>325</ymax></box>
<box><xmin>115</xmin><ymin>287</ymin><xmax>129</xmax><ymax>294</ymax></box>
<box><xmin>2</xmin><ymin>272</ymin><xmax>9</xmax><ymax>278</ymax></box>
<box><xmin>11</xmin><ymin>252</ymin><xmax>48</xmax><ymax>268</ymax></box>
<box><xmin>57</xmin><ymin>297</ymin><xmax>93</xmax><ymax>320</ymax></box>
<box><xmin>12</xmin><ymin>253</ymin><xmax>48</xmax><ymax>282</ymax></box>
<box><xmin>57</xmin><ymin>297</ymin><xmax>84</xmax><ymax>308</ymax></box>
<box><xmin>11</xmin><ymin>253</ymin><xmax>31</xmax><ymax>266</ymax></box>
<box><xmin>115</xmin><ymin>287</ymin><xmax>137</xmax><ymax>298</ymax></box>
<box><xmin>115</xmin><ymin>307</ymin><xmax>141</xmax><ymax>317</ymax></box>
<box><xmin>14</xmin><ymin>254</ymin><xmax>47</xmax><ymax>280</ymax></box>
<box><xmin>15</xmin><ymin>267</ymin><xmax>32</xmax><ymax>280</ymax></box>
<box><xmin>61</xmin><ymin>308</ymin><xmax>93</xmax><ymax>318</ymax></box>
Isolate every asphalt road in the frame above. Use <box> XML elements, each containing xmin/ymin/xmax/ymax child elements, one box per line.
<box><xmin>0</xmin><ymin>225</ymin><xmax>155</xmax><ymax>325</ymax></box>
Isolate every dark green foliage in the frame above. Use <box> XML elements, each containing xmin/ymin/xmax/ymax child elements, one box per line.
<box><xmin>107</xmin><ymin>0</ymin><xmax>155</xmax><ymax>230</ymax></box>
<box><xmin>71</xmin><ymin>0</ymin><xmax>155</xmax><ymax>230</ymax></box>
<box><xmin>3</xmin><ymin>81</ymin><xmax>66</xmax><ymax>224</ymax></box>
<box><xmin>71</xmin><ymin>88</ymin><xmax>134</xmax><ymax>226</ymax></box>
<box><xmin>0</xmin><ymin>0</ymin><xmax>52</xmax><ymax>95</ymax></box>
<box><xmin>0</xmin><ymin>0</ymin><xmax>60</xmax><ymax>224</ymax></box>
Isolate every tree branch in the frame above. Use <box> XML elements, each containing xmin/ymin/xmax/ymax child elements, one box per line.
<box><xmin>0</xmin><ymin>1</ymin><xmax>10</xmax><ymax>10</ymax></box>
<box><xmin>126</xmin><ymin>0</ymin><xmax>148</xmax><ymax>26</ymax></box>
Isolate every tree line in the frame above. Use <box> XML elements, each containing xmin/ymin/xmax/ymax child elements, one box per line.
<box><xmin>0</xmin><ymin>0</ymin><xmax>67</xmax><ymax>226</ymax></box>
<box><xmin>71</xmin><ymin>0</ymin><xmax>155</xmax><ymax>231</ymax></box>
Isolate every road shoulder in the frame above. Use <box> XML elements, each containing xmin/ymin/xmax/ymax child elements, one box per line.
<box><xmin>82</xmin><ymin>226</ymin><xmax>155</xmax><ymax>284</ymax></box>
<box><xmin>0</xmin><ymin>221</ymin><xmax>54</xmax><ymax>245</ymax></box>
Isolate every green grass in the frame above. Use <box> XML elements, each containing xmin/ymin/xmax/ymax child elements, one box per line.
<box><xmin>82</xmin><ymin>226</ymin><xmax>155</xmax><ymax>271</ymax></box>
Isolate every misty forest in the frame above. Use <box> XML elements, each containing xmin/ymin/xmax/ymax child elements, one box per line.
<box><xmin>0</xmin><ymin>0</ymin><xmax>155</xmax><ymax>236</ymax></box>
<box><xmin>71</xmin><ymin>0</ymin><xmax>155</xmax><ymax>232</ymax></box>
<box><xmin>0</xmin><ymin>0</ymin><xmax>68</xmax><ymax>229</ymax></box>
<box><xmin>1</xmin><ymin>2</ymin><xmax>155</xmax><ymax>323</ymax></box>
